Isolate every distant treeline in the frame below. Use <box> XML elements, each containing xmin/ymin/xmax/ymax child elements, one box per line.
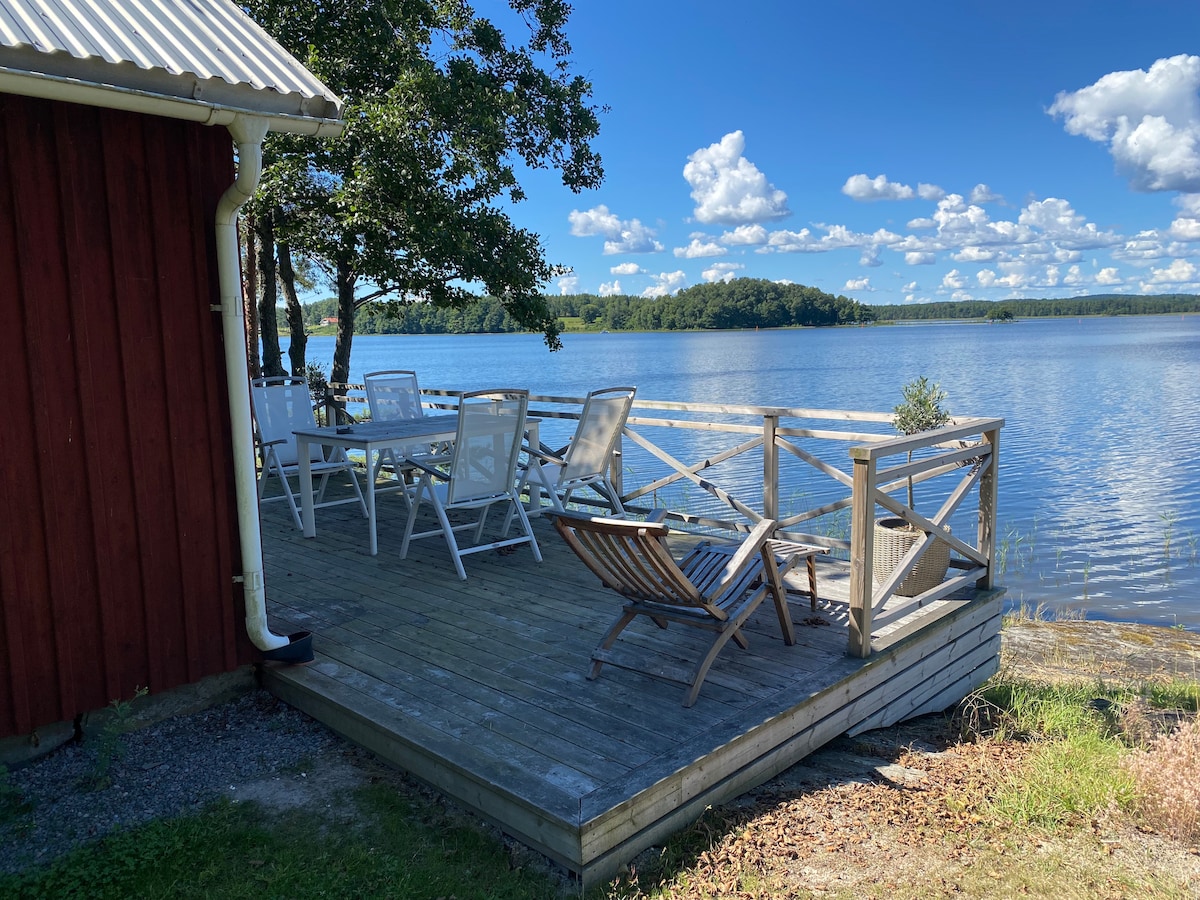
<box><xmin>873</xmin><ymin>293</ymin><xmax>1200</xmax><ymax>320</ymax></box>
<box><xmin>292</xmin><ymin>279</ymin><xmax>875</xmax><ymax>334</ymax></box>
<box><xmin>287</xmin><ymin>285</ymin><xmax>1200</xmax><ymax>335</ymax></box>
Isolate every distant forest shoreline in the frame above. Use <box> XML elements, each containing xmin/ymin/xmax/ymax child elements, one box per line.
<box><xmin>287</xmin><ymin>279</ymin><xmax>1200</xmax><ymax>337</ymax></box>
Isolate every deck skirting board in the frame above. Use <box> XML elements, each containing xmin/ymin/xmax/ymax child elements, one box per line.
<box><xmin>575</xmin><ymin>592</ymin><xmax>1004</xmax><ymax>882</ymax></box>
<box><xmin>264</xmin><ymin>661</ymin><xmax>585</xmax><ymax>868</ymax></box>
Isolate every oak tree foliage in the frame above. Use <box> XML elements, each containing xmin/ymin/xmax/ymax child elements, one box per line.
<box><xmin>244</xmin><ymin>0</ymin><xmax>603</xmax><ymax>382</ymax></box>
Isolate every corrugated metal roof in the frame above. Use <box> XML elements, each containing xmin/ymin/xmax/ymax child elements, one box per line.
<box><xmin>0</xmin><ymin>0</ymin><xmax>342</xmax><ymax>128</ymax></box>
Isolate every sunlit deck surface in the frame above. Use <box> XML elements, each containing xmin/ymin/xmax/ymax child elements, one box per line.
<box><xmin>259</xmin><ymin>480</ymin><xmax>1003</xmax><ymax>886</ymax></box>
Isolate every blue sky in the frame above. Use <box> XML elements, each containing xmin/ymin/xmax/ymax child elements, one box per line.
<box><xmin>506</xmin><ymin>1</ymin><xmax>1200</xmax><ymax>306</ymax></box>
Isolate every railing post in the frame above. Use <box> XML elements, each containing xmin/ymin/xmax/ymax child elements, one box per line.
<box><xmin>847</xmin><ymin>452</ymin><xmax>876</xmax><ymax>658</ymax></box>
<box><xmin>611</xmin><ymin>431</ymin><xmax>624</xmax><ymax>506</ymax></box>
<box><xmin>763</xmin><ymin>414</ymin><xmax>778</xmax><ymax>522</ymax></box>
<box><xmin>323</xmin><ymin>385</ymin><xmax>335</xmax><ymax>428</ymax></box>
<box><xmin>977</xmin><ymin>426</ymin><xmax>1000</xmax><ymax>590</ymax></box>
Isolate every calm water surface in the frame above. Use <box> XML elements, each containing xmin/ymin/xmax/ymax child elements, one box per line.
<box><xmin>287</xmin><ymin>315</ymin><xmax>1200</xmax><ymax>629</ymax></box>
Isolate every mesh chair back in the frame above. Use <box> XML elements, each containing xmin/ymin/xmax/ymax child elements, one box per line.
<box><xmin>251</xmin><ymin>377</ymin><xmax>322</xmax><ymax>466</ymax></box>
<box><xmin>448</xmin><ymin>390</ymin><xmax>528</xmax><ymax>506</ymax></box>
<box><xmin>364</xmin><ymin>370</ymin><xmax>423</xmax><ymax>422</ymax></box>
<box><xmin>560</xmin><ymin>387</ymin><xmax>635</xmax><ymax>484</ymax></box>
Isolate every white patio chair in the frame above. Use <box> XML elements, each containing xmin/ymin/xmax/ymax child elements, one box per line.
<box><xmin>363</xmin><ymin>369</ymin><xmax>450</xmax><ymax>492</ymax></box>
<box><xmin>507</xmin><ymin>386</ymin><xmax>635</xmax><ymax>527</ymax></box>
<box><xmin>251</xmin><ymin>376</ymin><xmax>367</xmax><ymax>529</ymax></box>
<box><xmin>400</xmin><ymin>389</ymin><xmax>542</xmax><ymax>580</ymax></box>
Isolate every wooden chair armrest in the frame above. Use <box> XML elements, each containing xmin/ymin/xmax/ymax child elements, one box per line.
<box><xmin>712</xmin><ymin>518</ymin><xmax>778</xmax><ymax>592</ymax></box>
<box><xmin>550</xmin><ymin>509</ymin><xmax>670</xmax><ymax>537</ymax></box>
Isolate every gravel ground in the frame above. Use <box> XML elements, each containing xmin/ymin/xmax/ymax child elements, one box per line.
<box><xmin>0</xmin><ymin>688</ymin><xmax>352</xmax><ymax>876</ymax></box>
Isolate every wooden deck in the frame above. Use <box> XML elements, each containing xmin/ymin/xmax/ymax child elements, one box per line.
<box><xmin>259</xmin><ymin>482</ymin><xmax>1004</xmax><ymax>887</ymax></box>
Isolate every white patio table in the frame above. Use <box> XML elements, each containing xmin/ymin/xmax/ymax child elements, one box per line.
<box><xmin>294</xmin><ymin>415</ymin><xmax>539</xmax><ymax>556</ymax></box>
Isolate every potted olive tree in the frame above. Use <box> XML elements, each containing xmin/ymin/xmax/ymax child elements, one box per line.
<box><xmin>873</xmin><ymin>376</ymin><xmax>953</xmax><ymax>596</ymax></box>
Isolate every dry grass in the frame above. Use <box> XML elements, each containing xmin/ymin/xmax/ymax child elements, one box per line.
<box><xmin>1124</xmin><ymin>717</ymin><xmax>1200</xmax><ymax>844</ymax></box>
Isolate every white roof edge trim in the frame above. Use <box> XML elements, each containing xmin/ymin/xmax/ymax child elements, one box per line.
<box><xmin>0</xmin><ymin>67</ymin><xmax>343</xmax><ymax>137</ymax></box>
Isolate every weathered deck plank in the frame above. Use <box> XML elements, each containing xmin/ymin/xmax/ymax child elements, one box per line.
<box><xmin>258</xmin><ymin>482</ymin><xmax>1002</xmax><ymax>885</ymax></box>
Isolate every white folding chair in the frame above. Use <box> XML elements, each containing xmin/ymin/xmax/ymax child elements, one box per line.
<box><xmin>363</xmin><ymin>370</ymin><xmax>449</xmax><ymax>493</ymax></box>
<box><xmin>509</xmin><ymin>386</ymin><xmax>635</xmax><ymax>526</ymax></box>
<box><xmin>251</xmin><ymin>376</ymin><xmax>367</xmax><ymax>529</ymax></box>
<box><xmin>400</xmin><ymin>389</ymin><xmax>542</xmax><ymax>580</ymax></box>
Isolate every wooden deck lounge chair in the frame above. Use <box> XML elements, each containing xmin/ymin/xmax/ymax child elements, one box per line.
<box><xmin>552</xmin><ymin>511</ymin><xmax>795</xmax><ymax>707</ymax></box>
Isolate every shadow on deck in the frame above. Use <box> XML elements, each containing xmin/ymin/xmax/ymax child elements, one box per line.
<box><xmin>259</xmin><ymin>483</ymin><xmax>1003</xmax><ymax>887</ymax></box>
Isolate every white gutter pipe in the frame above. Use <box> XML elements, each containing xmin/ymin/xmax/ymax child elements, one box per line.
<box><xmin>0</xmin><ymin>69</ymin><xmax>343</xmax><ymax>137</ymax></box>
<box><xmin>215</xmin><ymin>114</ymin><xmax>289</xmax><ymax>652</ymax></box>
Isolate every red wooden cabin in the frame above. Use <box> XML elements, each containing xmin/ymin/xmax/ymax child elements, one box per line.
<box><xmin>0</xmin><ymin>0</ymin><xmax>342</xmax><ymax>742</ymax></box>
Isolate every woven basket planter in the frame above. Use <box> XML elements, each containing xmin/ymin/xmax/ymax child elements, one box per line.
<box><xmin>872</xmin><ymin>517</ymin><xmax>951</xmax><ymax>597</ymax></box>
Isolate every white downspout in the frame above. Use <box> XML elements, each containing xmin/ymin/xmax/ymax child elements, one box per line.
<box><xmin>215</xmin><ymin>114</ymin><xmax>288</xmax><ymax>651</ymax></box>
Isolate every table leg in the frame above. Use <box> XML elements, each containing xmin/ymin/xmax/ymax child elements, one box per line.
<box><xmin>524</xmin><ymin>420</ymin><xmax>543</xmax><ymax>515</ymax></box>
<box><xmin>366</xmin><ymin>444</ymin><xmax>379</xmax><ymax>556</ymax></box>
<box><xmin>298</xmin><ymin>435</ymin><xmax>316</xmax><ymax>539</ymax></box>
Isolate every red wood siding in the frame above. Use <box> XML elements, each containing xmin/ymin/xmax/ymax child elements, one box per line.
<box><xmin>0</xmin><ymin>94</ymin><xmax>250</xmax><ymax>739</ymax></box>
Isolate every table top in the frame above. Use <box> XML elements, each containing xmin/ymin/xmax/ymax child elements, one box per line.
<box><xmin>294</xmin><ymin>413</ymin><xmax>540</xmax><ymax>446</ymax></box>
<box><xmin>293</xmin><ymin>414</ymin><xmax>462</xmax><ymax>444</ymax></box>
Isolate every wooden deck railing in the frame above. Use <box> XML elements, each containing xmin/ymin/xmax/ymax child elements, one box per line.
<box><xmin>324</xmin><ymin>383</ymin><xmax>1002</xmax><ymax>656</ymax></box>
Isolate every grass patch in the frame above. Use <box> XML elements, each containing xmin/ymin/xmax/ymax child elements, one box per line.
<box><xmin>7</xmin><ymin>675</ymin><xmax>1198</xmax><ymax>899</ymax></box>
<box><xmin>0</xmin><ymin>783</ymin><xmax>563</xmax><ymax>900</ymax></box>
<box><xmin>605</xmin><ymin>674</ymin><xmax>1200</xmax><ymax>899</ymax></box>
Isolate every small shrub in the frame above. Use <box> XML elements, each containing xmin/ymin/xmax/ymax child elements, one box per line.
<box><xmin>1123</xmin><ymin>716</ymin><xmax>1200</xmax><ymax>843</ymax></box>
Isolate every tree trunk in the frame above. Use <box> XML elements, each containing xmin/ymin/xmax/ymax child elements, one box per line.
<box><xmin>332</xmin><ymin>259</ymin><xmax>356</xmax><ymax>386</ymax></box>
<box><xmin>242</xmin><ymin>213</ymin><xmax>261</xmax><ymax>380</ymax></box>
<box><xmin>278</xmin><ymin>241</ymin><xmax>307</xmax><ymax>377</ymax></box>
<box><xmin>256</xmin><ymin>211</ymin><xmax>285</xmax><ymax>378</ymax></box>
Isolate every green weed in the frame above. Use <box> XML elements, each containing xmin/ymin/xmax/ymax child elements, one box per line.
<box><xmin>77</xmin><ymin>687</ymin><xmax>148</xmax><ymax>793</ymax></box>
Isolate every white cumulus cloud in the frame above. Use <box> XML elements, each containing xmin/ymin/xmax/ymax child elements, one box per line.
<box><xmin>598</xmin><ymin>280</ymin><xmax>622</xmax><ymax>296</ymax></box>
<box><xmin>610</xmin><ymin>262</ymin><xmax>641</xmax><ymax>275</ymax></box>
<box><xmin>918</xmin><ymin>183</ymin><xmax>946</xmax><ymax>201</ymax></box>
<box><xmin>1095</xmin><ymin>267</ymin><xmax>1123</xmax><ymax>285</ymax></box>
<box><xmin>1143</xmin><ymin>258</ymin><xmax>1198</xmax><ymax>283</ymax></box>
<box><xmin>953</xmin><ymin>246</ymin><xmax>997</xmax><ymax>262</ymax></box>
<box><xmin>942</xmin><ymin>269</ymin><xmax>967</xmax><ymax>289</ymax></box>
<box><xmin>703</xmin><ymin>262</ymin><xmax>744</xmax><ymax>283</ymax></box>
<box><xmin>673</xmin><ymin>238</ymin><xmax>725</xmax><ymax>258</ymax></box>
<box><xmin>844</xmin><ymin>277</ymin><xmax>872</xmax><ymax>291</ymax></box>
<box><xmin>1169</xmin><ymin>195</ymin><xmax>1200</xmax><ymax>239</ymax></box>
<box><xmin>642</xmin><ymin>270</ymin><xmax>689</xmax><ymax>298</ymax></box>
<box><xmin>683</xmin><ymin>131</ymin><xmax>790</xmax><ymax>224</ymax></box>
<box><xmin>905</xmin><ymin>251</ymin><xmax>937</xmax><ymax>265</ymax></box>
<box><xmin>1049</xmin><ymin>54</ymin><xmax>1200</xmax><ymax>192</ymax></box>
<box><xmin>842</xmin><ymin>173</ymin><xmax>915</xmax><ymax>201</ymax></box>
<box><xmin>556</xmin><ymin>275</ymin><xmax>579</xmax><ymax>294</ymax></box>
<box><xmin>969</xmin><ymin>183</ymin><xmax>1003</xmax><ymax>204</ymax></box>
<box><xmin>568</xmin><ymin>204</ymin><xmax>663</xmax><ymax>254</ymax></box>
<box><xmin>720</xmin><ymin>223</ymin><xmax>769</xmax><ymax>245</ymax></box>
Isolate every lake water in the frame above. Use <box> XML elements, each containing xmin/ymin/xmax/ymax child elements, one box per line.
<box><xmin>285</xmin><ymin>315</ymin><xmax>1200</xmax><ymax>629</ymax></box>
